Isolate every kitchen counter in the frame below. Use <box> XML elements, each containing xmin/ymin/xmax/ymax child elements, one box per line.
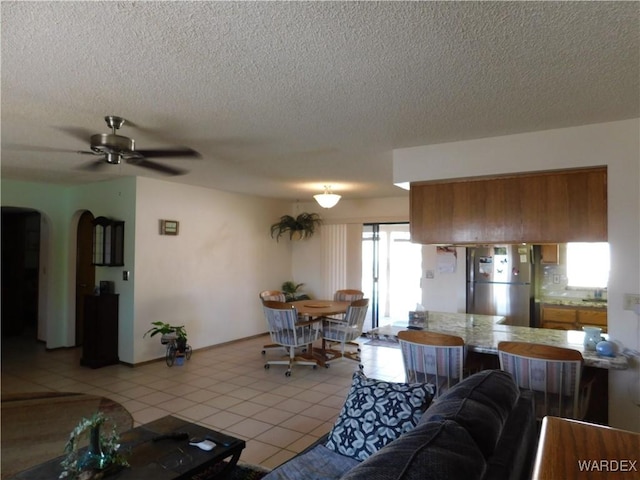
<box><xmin>540</xmin><ymin>298</ymin><xmax>607</xmax><ymax>309</ymax></box>
<box><xmin>367</xmin><ymin>311</ymin><xmax>627</xmax><ymax>370</ymax></box>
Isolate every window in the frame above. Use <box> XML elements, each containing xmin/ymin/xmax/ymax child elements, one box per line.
<box><xmin>566</xmin><ymin>242</ymin><xmax>609</xmax><ymax>288</ymax></box>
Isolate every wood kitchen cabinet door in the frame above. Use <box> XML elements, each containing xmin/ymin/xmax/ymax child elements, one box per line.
<box><xmin>578</xmin><ymin>309</ymin><xmax>607</xmax><ymax>332</ymax></box>
<box><xmin>540</xmin><ymin>306</ymin><xmax>577</xmax><ymax>330</ymax></box>
<box><xmin>540</xmin><ymin>244</ymin><xmax>560</xmax><ymax>264</ymax></box>
<box><xmin>410</xmin><ymin>167</ymin><xmax>607</xmax><ymax>244</ymax></box>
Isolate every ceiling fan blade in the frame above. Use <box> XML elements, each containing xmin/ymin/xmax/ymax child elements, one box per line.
<box><xmin>127</xmin><ymin>158</ymin><xmax>188</xmax><ymax>176</ymax></box>
<box><xmin>134</xmin><ymin>147</ymin><xmax>201</xmax><ymax>159</ymax></box>
<box><xmin>78</xmin><ymin>160</ymin><xmax>108</xmax><ymax>171</ymax></box>
<box><xmin>3</xmin><ymin>143</ymin><xmax>81</xmax><ymax>154</ymax></box>
<box><xmin>56</xmin><ymin>127</ymin><xmax>95</xmax><ymax>143</ymax></box>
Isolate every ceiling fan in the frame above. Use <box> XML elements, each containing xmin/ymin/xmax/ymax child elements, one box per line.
<box><xmin>68</xmin><ymin>115</ymin><xmax>200</xmax><ymax>175</ymax></box>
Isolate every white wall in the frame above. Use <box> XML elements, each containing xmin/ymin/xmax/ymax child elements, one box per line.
<box><xmin>421</xmin><ymin>246</ymin><xmax>467</xmax><ymax>313</ymax></box>
<box><xmin>1</xmin><ymin>176</ymin><xmax>293</xmax><ymax>365</ymax></box>
<box><xmin>291</xmin><ymin>196</ymin><xmax>409</xmax><ymax>298</ymax></box>
<box><xmin>394</xmin><ymin>119</ymin><xmax>640</xmax><ymax>432</ymax></box>
<box><xmin>133</xmin><ymin>177</ymin><xmax>292</xmax><ymax>363</ymax></box>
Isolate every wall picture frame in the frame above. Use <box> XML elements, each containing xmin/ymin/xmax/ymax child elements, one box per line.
<box><xmin>160</xmin><ymin>219</ymin><xmax>179</xmax><ymax>235</ymax></box>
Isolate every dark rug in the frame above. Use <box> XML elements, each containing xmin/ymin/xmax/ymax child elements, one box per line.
<box><xmin>1</xmin><ymin>392</ymin><xmax>133</xmax><ymax>479</ymax></box>
<box><xmin>190</xmin><ymin>461</ymin><xmax>271</xmax><ymax>480</ymax></box>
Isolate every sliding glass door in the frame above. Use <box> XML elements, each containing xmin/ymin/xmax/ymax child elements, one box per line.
<box><xmin>362</xmin><ymin>223</ymin><xmax>422</xmax><ymax>330</ymax></box>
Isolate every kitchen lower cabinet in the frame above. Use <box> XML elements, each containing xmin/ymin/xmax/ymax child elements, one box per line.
<box><xmin>540</xmin><ymin>304</ymin><xmax>607</xmax><ymax>333</ymax></box>
<box><xmin>577</xmin><ymin>309</ymin><xmax>607</xmax><ymax>330</ymax></box>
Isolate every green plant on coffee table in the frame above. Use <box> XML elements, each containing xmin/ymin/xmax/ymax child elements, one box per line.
<box><xmin>59</xmin><ymin>412</ymin><xmax>128</xmax><ymax>479</ymax></box>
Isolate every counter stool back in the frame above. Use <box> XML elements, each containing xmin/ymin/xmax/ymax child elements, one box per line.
<box><xmin>398</xmin><ymin>330</ymin><xmax>465</xmax><ymax>399</ymax></box>
<box><xmin>497</xmin><ymin>341</ymin><xmax>593</xmax><ymax>421</ymax></box>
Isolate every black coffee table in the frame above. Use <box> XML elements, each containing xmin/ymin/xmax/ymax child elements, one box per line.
<box><xmin>12</xmin><ymin>415</ymin><xmax>246</xmax><ymax>479</ymax></box>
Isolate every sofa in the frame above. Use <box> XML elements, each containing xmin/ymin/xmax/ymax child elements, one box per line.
<box><xmin>263</xmin><ymin>369</ymin><xmax>537</xmax><ymax>480</ymax></box>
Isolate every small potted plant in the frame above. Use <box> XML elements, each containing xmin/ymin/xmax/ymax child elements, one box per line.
<box><xmin>143</xmin><ymin>321</ymin><xmax>188</xmax><ymax>353</ymax></box>
<box><xmin>270</xmin><ymin>213</ymin><xmax>322</xmax><ymax>241</ymax></box>
<box><xmin>282</xmin><ymin>281</ymin><xmax>311</xmax><ymax>302</ymax></box>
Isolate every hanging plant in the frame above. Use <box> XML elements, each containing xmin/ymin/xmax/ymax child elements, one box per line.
<box><xmin>270</xmin><ymin>213</ymin><xmax>322</xmax><ymax>241</ymax></box>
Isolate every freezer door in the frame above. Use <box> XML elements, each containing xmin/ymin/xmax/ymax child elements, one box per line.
<box><xmin>469</xmin><ymin>245</ymin><xmax>531</xmax><ymax>284</ymax></box>
<box><xmin>467</xmin><ymin>282</ymin><xmax>531</xmax><ymax>327</ymax></box>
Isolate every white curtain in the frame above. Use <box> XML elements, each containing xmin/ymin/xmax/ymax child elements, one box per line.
<box><xmin>321</xmin><ymin>224</ymin><xmax>347</xmax><ymax>299</ymax></box>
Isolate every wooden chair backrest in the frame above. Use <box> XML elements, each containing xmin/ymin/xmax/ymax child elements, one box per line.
<box><xmin>398</xmin><ymin>329</ymin><xmax>465</xmax><ymax>397</ymax></box>
<box><xmin>259</xmin><ymin>290</ymin><xmax>286</xmax><ymax>302</ymax></box>
<box><xmin>497</xmin><ymin>341</ymin><xmax>585</xmax><ymax>419</ymax></box>
<box><xmin>349</xmin><ymin>298</ymin><xmax>369</xmax><ymax>308</ymax></box>
<box><xmin>498</xmin><ymin>341</ymin><xmax>583</xmax><ymax>361</ymax></box>
<box><xmin>334</xmin><ymin>289</ymin><xmax>364</xmax><ymax>302</ymax></box>
<box><xmin>262</xmin><ymin>300</ymin><xmax>293</xmax><ymax>310</ymax></box>
<box><xmin>398</xmin><ymin>330</ymin><xmax>465</xmax><ymax>347</ymax></box>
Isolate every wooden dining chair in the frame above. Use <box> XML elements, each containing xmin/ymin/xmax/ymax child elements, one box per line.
<box><xmin>329</xmin><ymin>290</ymin><xmax>365</xmax><ymax>321</ymax></box>
<box><xmin>333</xmin><ymin>289</ymin><xmax>364</xmax><ymax>302</ymax></box>
<box><xmin>497</xmin><ymin>341</ymin><xmax>594</xmax><ymax>421</ymax></box>
<box><xmin>321</xmin><ymin>298</ymin><xmax>369</xmax><ymax>368</ymax></box>
<box><xmin>262</xmin><ymin>300</ymin><xmax>322</xmax><ymax>376</ymax></box>
<box><xmin>398</xmin><ymin>330</ymin><xmax>465</xmax><ymax>399</ymax></box>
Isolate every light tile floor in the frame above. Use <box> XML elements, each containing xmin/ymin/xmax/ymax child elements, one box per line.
<box><xmin>1</xmin><ymin>334</ymin><xmax>404</xmax><ymax>470</ymax></box>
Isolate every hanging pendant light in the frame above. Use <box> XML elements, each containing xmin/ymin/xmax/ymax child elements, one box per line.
<box><xmin>314</xmin><ymin>185</ymin><xmax>341</xmax><ymax>208</ymax></box>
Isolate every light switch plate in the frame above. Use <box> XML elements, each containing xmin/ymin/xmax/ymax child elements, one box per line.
<box><xmin>123</xmin><ymin>271</ymin><xmax>130</xmax><ymax>281</ymax></box>
<box><xmin>623</xmin><ymin>293</ymin><xmax>640</xmax><ymax>311</ymax></box>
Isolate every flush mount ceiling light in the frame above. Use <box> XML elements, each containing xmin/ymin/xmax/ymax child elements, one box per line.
<box><xmin>314</xmin><ymin>185</ymin><xmax>341</xmax><ymax>208</ymax></box>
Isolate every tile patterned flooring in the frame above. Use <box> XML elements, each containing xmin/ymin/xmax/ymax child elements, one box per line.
<box><xmin>1</xmin><ymin>334</ymin><xmax>404</xmax><ymax>470</ymax></box>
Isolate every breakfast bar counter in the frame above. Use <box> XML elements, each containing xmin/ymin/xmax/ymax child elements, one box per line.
<box><xmin>368</xmin><ymin>311</ymin><xmax>628</xmax><ymax>370</ymax></box>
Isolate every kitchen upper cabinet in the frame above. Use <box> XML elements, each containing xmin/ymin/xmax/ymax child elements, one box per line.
<box><xmin>410</xmin><ymin>167</ymin><xmax>607</xmax><ymax>244</ymax></box>
<box><xmin>540</xmin><ymin>244</ymin><xmax>560</xmax><ymax>264</ymax></box>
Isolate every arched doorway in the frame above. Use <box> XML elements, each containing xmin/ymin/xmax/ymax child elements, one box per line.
<box><xmin>75</xmin><ymin>211</ymin><xmax>95</xmax><ymax>346</ymax></box>
<box><xmin>1</xmin><ymin>207</ymin><xmax>41</xmax><ymax>338</ymax></box>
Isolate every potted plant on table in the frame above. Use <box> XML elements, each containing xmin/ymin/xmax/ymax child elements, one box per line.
<box><xmin>270</xmin><ymin>213</ymin><xmax>322</xmax><ymax>241</ymax></box>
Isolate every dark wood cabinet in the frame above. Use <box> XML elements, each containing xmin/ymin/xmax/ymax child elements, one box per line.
<box><xmin>81</xmin><ymin>294</ymin><xmax>119</xmax><ymax>368</ymax></box>
<box><xmin>410</xmin><ymin>167</ymin><xmax>607</xmax><ymax>244</ymax></box>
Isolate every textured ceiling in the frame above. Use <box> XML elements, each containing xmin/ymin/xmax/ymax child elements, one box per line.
<box><xmin>2</xmin><ymin>1</ymin><xmax>638</xmax><ymax>201</ymax></box>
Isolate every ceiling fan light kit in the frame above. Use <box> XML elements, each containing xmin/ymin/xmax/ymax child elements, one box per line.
<box><xmin>314</xmin><ymin>186</ymin><xmax>341</xmax><ymax>209</ymax></box>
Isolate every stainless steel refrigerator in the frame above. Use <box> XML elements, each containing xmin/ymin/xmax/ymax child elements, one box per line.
<box><xmin>466</xmin><ymin>245</ymin><xmax>533</xmax><ymax>327</ymax></box>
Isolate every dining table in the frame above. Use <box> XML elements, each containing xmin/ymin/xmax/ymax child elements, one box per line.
<box><xmin>289</xmin><ymin>299</ymin><xmax>351</xmax><ymax>366</ymax></box>
<box><xmin>367</xmin><ymin>311</ymin><xmax>628</xmax><ymax>370</ymax></box>
<box><xmin>290</xmin><ymin>299</ymin><xmax>351</xmax><ymax>318</ymax></box>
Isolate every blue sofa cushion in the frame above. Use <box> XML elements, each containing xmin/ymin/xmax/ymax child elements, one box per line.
<box><xmin>419</xmin><ymin>369</ymin><xmax>518</xmax><ymax>459</ymax></box>
<box><xmin>261</xmin><ymin>444</ymin><xmax>360</xmax><ymax>480</ymax></box>
<box><xmin>340</xmin><ymin>419</ymin><xmax>486</xmax><ymax>480</ymax></box>
<box><xmin>325</xmin><ymin>371</ymin><xmax>435</xmax><ymax>461</ymax></box>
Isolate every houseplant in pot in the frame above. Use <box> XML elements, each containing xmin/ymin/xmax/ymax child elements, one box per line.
<box><xmin>270</xmin><ymin>213</ymin><xmax>322</xmax><ymax>241</ymax></box>
<box><xmin>282</xmin><ymin>281</ymin><xmax>311</xmax><ymax>302</ymax></box>
<box><xmin>143</xmin><ymin>321</ymin><xmax>191</xmax><ymax>366</ymax></box>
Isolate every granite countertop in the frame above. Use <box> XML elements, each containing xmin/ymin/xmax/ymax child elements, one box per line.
<box><xmin>368</xmin><ymin>311</ymin><xmax>627</xmax><ymax>370</ymax></box>
<box><xmin>540</xmin><ymin>298</ymin><xmax>607</xmax><ymax>309</ymax></box>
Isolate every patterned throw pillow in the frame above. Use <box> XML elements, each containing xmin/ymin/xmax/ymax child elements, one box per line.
<box><xmin>325</xmin><ymin>371</ymin><xmax>435</xmax><ymax>461</ymax></box>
